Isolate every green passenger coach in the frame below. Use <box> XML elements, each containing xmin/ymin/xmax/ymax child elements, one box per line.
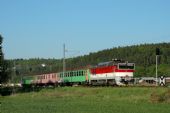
<box><xmin>59</xmin><ymin>69</ymin><xmax>90</xmax><ymax>85</ymax></box>
<box><xmin>22</xmin><ymin>76</ymin><xmax>36</xmax><ymax>85</ymax></box>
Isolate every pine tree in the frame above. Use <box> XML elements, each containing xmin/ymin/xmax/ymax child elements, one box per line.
<box><xmin>0</xmin><ymin>34</ymin><xmax>9</xmax><ymax>83</ymax></box>
<box><xmin>0</xmin><ymin>34</ymin><xmax>4</xmax><ymax>83</ymax></box>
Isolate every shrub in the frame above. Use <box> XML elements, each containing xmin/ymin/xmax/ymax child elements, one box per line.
<box><xmin>150</xmin><ymin>89</ymin><xmax>170</xmax><ymax>103</ymax></box>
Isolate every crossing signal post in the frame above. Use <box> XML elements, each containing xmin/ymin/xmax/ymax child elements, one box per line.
<box><xmin>159</xmin><ymin>76</ymin><xmax>165</xmax><ymax>86</ymax></box>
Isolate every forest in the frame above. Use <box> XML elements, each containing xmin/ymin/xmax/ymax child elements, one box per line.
<box><xmin>6</xmin><ymin>42</ymin><xmax>170</xmax><ymax>82</ymax></box>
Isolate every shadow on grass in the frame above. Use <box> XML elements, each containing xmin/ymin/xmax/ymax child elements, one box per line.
<box><xmin>0</xmin><ymin>85</ymin><xmax>46</xmax><ymax>96</ymax></box>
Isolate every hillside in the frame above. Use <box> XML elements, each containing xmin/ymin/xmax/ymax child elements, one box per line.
<box><xmin>7</xmin><ymin>42</ymin><xmax>170</xmax><ymax>82</ymax></box>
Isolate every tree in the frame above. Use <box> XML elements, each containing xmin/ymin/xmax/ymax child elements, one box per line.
<box><xmin>0</xmin><ymin>34</ymin><xmax>9</xmax><ymax>83</ymax></box>
<box><xmin>0</xmin><ymin>34</ymin><xmax>3</xmax><ymax>83</ymax></box>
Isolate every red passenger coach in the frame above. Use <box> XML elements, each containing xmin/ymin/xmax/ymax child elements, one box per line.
<box><xmin>90</xmin><ymin>60</ymin><xmax>135</xmax><ymax>85</ymax></box>
<box><xmin>36</xmin><ymin>73</ymin><xmax>59</xmax><ymax>86</ymax></box>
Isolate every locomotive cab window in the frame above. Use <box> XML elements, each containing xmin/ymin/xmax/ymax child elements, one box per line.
<box><xmin>118</xmin><ymin>63</ymin><xmax>135</xmax><ymax>70</ymax></box>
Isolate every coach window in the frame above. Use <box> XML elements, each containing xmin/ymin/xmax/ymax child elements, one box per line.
<box><xmin>71</xmin><ymin>72</ymin><xmax>73</xmax><ymax>77</ymax></box>
<box><xmin>67</xmin><ymin>72</ymin><xmax>70</xmax><ymax>77</ymax></box>
<box><xmin>70</xmin><ymin>72</ymin><xmax>73</xmax><ymax>77</ymax></box>
<box><xmin>53</xmin><ymin>75</ymin><xmax>56</xmax><ymax>79</ymax></box>
<box><xmin>79</xmin><ymin>71</ymin><xmax>81</xmax><ymax>76</ymax></box>
<box><xmin>82</xmin><ymin>71</ymin><xmax>84</xmax><ymax>76</ymax></box>
<box><xmin>80</xmin><ymin>71</ymin><xmax>82</xmax><ymax>76</ymax></box>
<box><xmin>81</xmin><ymin>71</ymin><xmax>83</xmax><ymax>76</ymax></box>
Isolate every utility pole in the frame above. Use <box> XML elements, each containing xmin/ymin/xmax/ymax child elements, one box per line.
<box><xmin>63</xmin><ymin>44</ymin><xmax>66</xmax><ymax>80</ymax></box>
<box><xmin>156</xmin><ymin>48</ymin><xmax>160</xmax><ymax>86</ymax></box>
<box><xmin>13</xmin><ymin>61</ymin><xmax>16</xmax><ymax>83</ymax></box>
<box><xmin>156</xmin><ymin>55</ymin><xmax>158</xmax><ymax>86</ymax></box>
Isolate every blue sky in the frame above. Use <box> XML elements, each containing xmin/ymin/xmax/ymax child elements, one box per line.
<box><xmin>0</xmin><ymin>0</ymin><xmax>170</xmax><ymax>59</ymax></box>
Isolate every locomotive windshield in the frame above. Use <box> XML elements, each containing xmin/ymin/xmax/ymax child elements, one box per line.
<box><xmin>118</xmin><ymin>63</ymin><xmax>135</xmax><ymax>69</ymax></box>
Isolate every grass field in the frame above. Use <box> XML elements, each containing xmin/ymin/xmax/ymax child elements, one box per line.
<box><xmin>0</xmin><ymin>87</ymin><xmax>170</xmax><ymax>113</ymax></box>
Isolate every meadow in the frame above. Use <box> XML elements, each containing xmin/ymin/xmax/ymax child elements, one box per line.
<box><xmin>0</xmin><ymin>87</ymin><xmax>170</xmax><ymax>113</ymax></box>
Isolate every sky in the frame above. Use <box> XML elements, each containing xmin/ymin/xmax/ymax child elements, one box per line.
<box><xmin>0</xmin><ymin>0</ymin><xmax>170</xmax><ymax>59</ymax></box>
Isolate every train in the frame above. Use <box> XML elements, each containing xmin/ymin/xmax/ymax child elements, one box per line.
<box><xmin>22</xmin><ymin>59</ymin><xmax>135</xmax><ymax>87</ymax></box>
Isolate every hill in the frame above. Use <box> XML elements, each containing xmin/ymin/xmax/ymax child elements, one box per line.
<box><xmin>7</xmin><ymin>42</ymin><xmax>170</xmax><ymax>82</ymax></box>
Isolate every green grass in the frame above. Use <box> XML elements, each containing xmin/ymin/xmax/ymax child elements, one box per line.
<box><xmin>0</xmin><ymin>87</ymin><xmax>170</xmax><ymax>113</ymax></box>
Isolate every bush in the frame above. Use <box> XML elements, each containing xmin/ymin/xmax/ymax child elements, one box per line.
<box><xmin>0</xmin><ymin>87</ymin><xmax>12</xmax><ymax>96</ymax></box>
<box><xmin>150</xmin><ymin>89</ymin><xmax>170</xmax><ymax>103</ymax></box>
